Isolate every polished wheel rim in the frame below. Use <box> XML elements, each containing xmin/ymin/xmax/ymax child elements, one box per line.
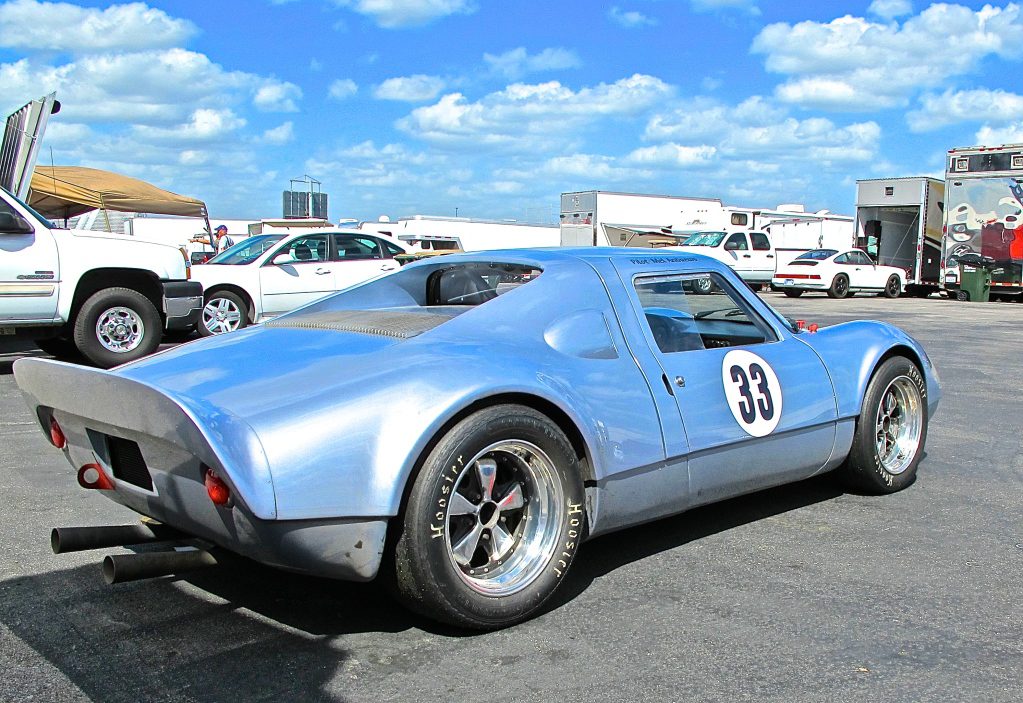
<box><xmin>444</xmin><ymin>440</ymin><xmax>564</xmax><ymax>596</ymax></box>
<box><xmin>203</xmin><ymin>297</ymin><xmax>243</xmax><ymax>334</ymax></box>
<box><xmin>874</xmin><ymin>375</ymin><xmax>923</xmax><ymax>474</ymax></box>
<box><xmin>95</xmin><ymin>306</ymin><xmax>144</xmax><ymax>353</ymax></box>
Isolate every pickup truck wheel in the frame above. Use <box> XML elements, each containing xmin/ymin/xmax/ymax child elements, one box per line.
<box><xmin>827</xmin><ymin>273</ymin><xmax>850</xmax><ymax>299</ymax></box>
<box><xmin>883</xmin><ymin>275</ymin><xmax>901</xmax><ymax>299</ymax></box>
<box><xmin>693</xmin><ymin>277</ymin><xmax>714</xmax><ymax>294</ymax></box>
<box><xmin>839</xmin><ymin>357</ymin><xmax>927</xmax><ymax>494</ymax></box>
<box><xmin>782</xmin><ymin>289</ymin><xmax>803</xmax><ymax>298</ymax></box>
<box><xmin>390</xmin><ymin>405</ymin><xmax>586</xmax><ymax>630</ymax></box>
<box><xmin>200</xmin><ymin>292</ymin><xmax>248</xmax><ymax>336</ymax></box>
<box><xmin>73</xmin><ymin>287</ymin><xmax>161</xmax><ymax>368</ymax></box>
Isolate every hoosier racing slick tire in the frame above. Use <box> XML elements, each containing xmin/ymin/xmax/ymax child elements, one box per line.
<box><xmin>839</xmin><ymin>356</ymin><xmax>927</xmax><ymax>494</ymax></box>
<box><xmin>390</xmin><ymin>405</ymin><xmax>586</xmax><ymax>630</ymax></box>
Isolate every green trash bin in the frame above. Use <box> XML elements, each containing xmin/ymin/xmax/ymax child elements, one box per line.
<box><xmin>958</xmin><ymin>263</ymin><xmax>991</xmax><ymax>302</ymax></box>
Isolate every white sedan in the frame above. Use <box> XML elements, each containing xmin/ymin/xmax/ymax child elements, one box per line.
<box><xmin>772</xmin><ymin>248</ymin><xmax>905</xmax><ymax>299</ymax></box>
<box><xmin>191</xmin><ymin>229</ymin><xmax>408</xmax><ymax>335</ymax></box>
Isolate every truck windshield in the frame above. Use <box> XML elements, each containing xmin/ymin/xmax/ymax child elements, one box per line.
<box><xmin>681</xmin><ymin>232</ymin><xmax>727</xmax><ymax>247</ymax></box>
<box><xmin>207</xmin><ymin>235</ymin><xmax>285</xmax><ymax>265</ymax></box>
<box><xmin>1</xmin><ymin>186</ymin><xmax>58</xmax><ymax>229</ymax></box>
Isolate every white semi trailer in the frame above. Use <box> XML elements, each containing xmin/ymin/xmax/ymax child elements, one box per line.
<box><xmin>360</xmin><ymin>214</ymin><xmax>559</xmax><ymax>252</ymax></box>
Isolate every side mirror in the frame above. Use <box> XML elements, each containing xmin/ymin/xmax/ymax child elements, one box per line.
<box><xmin>0</xmin><ymin>212</ymin><xmax>34</xmax><ymax>234</ymax></box>
<box><xmin>272</xmin><ymin>253</ymin><xmax>295</xmax><ymax>266</ymax></box>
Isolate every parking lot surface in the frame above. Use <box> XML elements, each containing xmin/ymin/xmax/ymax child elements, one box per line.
<box><xmin>1</xmin><ymin>292</ymin><xmax>1020</xmax><ymax>702</ymax></box>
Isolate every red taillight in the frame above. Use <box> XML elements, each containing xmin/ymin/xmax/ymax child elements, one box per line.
<box><xmin>204</xmin><ymin>467</ymin><xmax>231</xmax><ymax>506</ymax></box>
<box><xmin>782</xmin><ymin>273</ymin><xmax>821</xmax><ymax>280</ymax></box>
<box><xmin>77</xmin><ymin>463</ymin><xmax>115</xmax><ymax>490</ymax></box>
<box><xmin>49</xmin><ymin>417</ymin><xmax>66</xmax><ymax>449</ymax></box>
<box><xmin>796</xmin><ymin>319</ymin><xmax>806</xmax><ymax>330</ymax></box>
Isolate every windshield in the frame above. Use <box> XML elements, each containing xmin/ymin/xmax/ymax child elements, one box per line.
<box><xmin>1</xmin><ymin>186</ymin><xmax>58</xmax><ymax>229</ymax></box>
<box><xmin>206</xmin><ymin>235</ymin><xmax>284</xmax><ymax>264</ymax></box>
<box><xmin>681</xmin><ymin>231</ymin><xmax>727</xmax><ymax>247</ymax></box>
<box><xmin>796</xmin><ymin>249</ymin><xmax>838</xmax><ymax>260</ymax></box>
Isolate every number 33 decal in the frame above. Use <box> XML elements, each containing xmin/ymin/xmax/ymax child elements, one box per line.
<box><xmin>721</xmin><ymin>349</ymin><xmax>783</xmax><ymax>437</ymax></box>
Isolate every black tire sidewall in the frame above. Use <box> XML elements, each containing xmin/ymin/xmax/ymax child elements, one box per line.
<box><xmin>199</xmin><ymin>291</ymin><xmax>249</xmax><ymax>337</ymax></box>
<box><xmin>73</xmin><ymin>288</ymin><xmax>162</xmax><ymax>368</ymax></box>
<box><xmin>844</xmin><ymin>357</ymin><xmax>928</xmax><ymax>493</ymax></box>
<box><xmin>828</xmin><ymin>274</ymin><xmax>849</xmax><ymax>298</ymax></box>
<box><xmin>394</xmin><ymin>405</ymin><xmax>586</xmax><ymax>629</ymax></box>
<box><xmin>884</xmin><ymin>275</ymin><xmax>901</xmax><ymax>298</ymax></box>
<box><xmin>783</xmin><ymin>289</ymin><xmax>803</xmax><ymax>298</ymax></box>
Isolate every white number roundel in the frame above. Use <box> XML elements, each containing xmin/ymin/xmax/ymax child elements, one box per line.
<box><xmin>721</xmin><ymin>349</ymin><xmax>783</xmax><ymax>437</ymax></box>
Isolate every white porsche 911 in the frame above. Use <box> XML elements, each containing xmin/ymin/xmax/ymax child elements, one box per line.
<box><xmin>772</xmin><ymin>248</ymin><xmax>905</xmax><ymax>299</ymax></box>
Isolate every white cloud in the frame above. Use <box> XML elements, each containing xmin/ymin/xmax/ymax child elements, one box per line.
<box><xmin>976</xmin><ymin>122</ymin><xmax>1023</xmax><ymax>145</ymax></box>
<box><xmin>483</xmin><ymin>47</ymin><xmax>581</xmax><ymax>79</ymax></box>
<box><xmin>260</xmin><ymin>121</ymin><xmax>295</xmax><ymax>145</ymax></box>
<box><xmin>541</xmin><ymin>153</ymin><xmax>652</xmax><ymax>181</ymax></box>
<box><xmin>133</xmin><ymin>108</ymin><xmax>246</xmax><ymax>143</ymax></box>
<box><xmin>398</xmin><ymin>74</ymin><xmax>674</xmax><ymax>150</ymax></box>
<box><xmin>0</xmin><ymin>0</ymin><xmax>195</xmax><ymax>53</ymax></box>
<box><xmin>608</xmin><ymin>7</ymin><xmax>657</xmax><ymax>28</ymax></box>
<box><xmin>907</xmin><ymin>88</ymin><xmax>1023</xmax><ymax>131</ymax></box>
<box><xmin>868</xmin><ymin>0</ymin><xmax>912</xmax><ymax>20</ymax></box>
<box><xmin>328</xmin><ymin>78</ymin><xmax>359</xmax><ymax>100</ymax></box>
<box><xmin>625</xmin><ymin>143</ymin><xmax>717</xmax><ymax>167</ymax></box>
<box><xmin>331</xmin><ymin>0</ymin><xmax>476</xmax><ymax>28</ymax></box>
<box><xmin>373</xmin><ymin>74</ymin><xmax>446</xmax><ymax>102</ymax></box>
<box><xmin>691</xmin><ymin>0</ymin><xmax>760</xmax><ymax>14</ymax></box>
<box><xmin>253</xmin><ymin>80</ymin><xmax>302</xmax><ymax>112</ymax></box>
<box><xmin>752</xmin><ymin>4</ymin><xmax>1023</xmax><ymax>110</ymax></box>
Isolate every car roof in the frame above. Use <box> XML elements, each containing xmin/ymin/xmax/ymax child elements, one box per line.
<box><xmin>407</xmin><ymin>246</ymin><xmax>731</xmax><ymax>274</ymax></box>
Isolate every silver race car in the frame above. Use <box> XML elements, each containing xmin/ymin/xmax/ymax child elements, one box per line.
<box><xmin>15</xmin><ymin>248</ymin><xmax>940</xmax><ymax>629</ymax></box>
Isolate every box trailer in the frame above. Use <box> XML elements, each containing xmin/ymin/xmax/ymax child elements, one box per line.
<box><xmin>760</xmin><ymin>207</ymin><xmax>855</xmax><ymax>264</ymax></box>
<box><xmin>854</xmin><ymin>177</ymin><xmax>944</xmax><ymax>297</ymax></box>
<box><xmin>360</xmin><ymin>215</ymin><xmax>559</xmax><ymax>252</ymax></box>
<box><xmin>941</xmin><ymin>144</ymin><xmax>1023</xmax><ymax>298</ymax></box>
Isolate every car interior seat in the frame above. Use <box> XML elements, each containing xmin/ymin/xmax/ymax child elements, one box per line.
<box><xmin>645</xmin><ymin>312</ymin><xmax>705</xmax><ymax>353</ymax></box>
<box><xmin>437</xmin><ymin>268</ymin><xmax>498</xmax><ymax>305</ymax></box>
<box><xmin>294</xmin><ymin>243</ymin><xmax>313</xmax><ymax>261</ymax></box>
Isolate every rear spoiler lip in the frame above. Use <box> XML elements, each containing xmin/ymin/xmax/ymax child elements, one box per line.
<box><xmin>12</xmin><ymin>357</ymin><xmax>278</xmax><ymax>520</ymax></box>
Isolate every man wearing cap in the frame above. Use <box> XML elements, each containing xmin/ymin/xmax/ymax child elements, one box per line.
<box><xmin>191</xmin><ymin>225</ymin><xmax>235</xmax><ymax>255</ymax></box>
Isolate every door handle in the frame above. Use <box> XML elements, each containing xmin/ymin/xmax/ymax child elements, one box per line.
<box><xmin>742</xmin><ymin>254</ymin><xmax>751</xmax><ymax>258</ymax></box>
<box><xmin>380</xmin><ymin>264</ymin><xmax>396</xmax><ymax>270</ymax></box>
<box><xmin>766</xmin><ymin>254</ymin><xmax>774</xmax><ymax>258</ymax></box>
<box><xmin>314</xmin><ymin>268</ymin><xmax>331</xmax><ymax>275</ymax></box>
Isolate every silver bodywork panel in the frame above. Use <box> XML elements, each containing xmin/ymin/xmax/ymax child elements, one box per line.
<box><xmin>15</xmin><ymin>247</ymin><xmax>941</xmax><ymax>581</ymax></box>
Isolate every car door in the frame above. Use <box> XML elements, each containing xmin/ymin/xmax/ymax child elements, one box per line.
<box><xmin>331</xmin><ymin>233</ymin><xmax>400</xmax><ymax>289</ymax></box>
<box><xmin>0</xmin><ymin>197</ymin><xmax>59</xmax><ymax>323</ymax></box>
<box><xmin>853</xmin><ymin>250</ymin><xmax>888</xmax><ymax>287</ymax></box>
<box><xmin>617</xmin><ymin>263</ymin><xmax>838</xmax><ymax>507</ymax></box>
<box><xmin>722</xmin><ymin>232</ymin><xmax>753</xmax><ymax>278</ymax></box>
<box><xmin>258</xmin><ymin>234</ymin><xmax>334</xmax><ymax>316</ymax></box>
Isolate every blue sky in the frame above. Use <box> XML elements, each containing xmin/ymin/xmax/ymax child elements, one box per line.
<box><xmin>2</xmin><ymin>0</ymin><xmax>1022</xmax><ymax>222</ymax></box>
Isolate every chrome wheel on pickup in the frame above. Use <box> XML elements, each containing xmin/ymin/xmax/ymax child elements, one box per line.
<box><xmin>73</xmin><ymin>287</ymin><xmax>162</xmax><ymax>368</ymax></box>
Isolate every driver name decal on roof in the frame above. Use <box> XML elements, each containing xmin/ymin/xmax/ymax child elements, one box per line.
<box><xmin>721</xmin><ymin>349</ymin><xmax>783</xmax><ymax>437</ymax></box>
<box><xmin>629</xmin><ymin>256</ymin><xmax>698</xmax><ymax>265</ymax></box>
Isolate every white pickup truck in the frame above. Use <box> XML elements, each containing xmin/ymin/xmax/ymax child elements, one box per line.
<box><xmin>676</xmin><ymin>230</ymin><xmax>777</xmax><ymax>285</ymax></box>
<box><xmin>0</xmin><ymin>187</ymin><xmax>202</xmax><ymax>367</ymax></box>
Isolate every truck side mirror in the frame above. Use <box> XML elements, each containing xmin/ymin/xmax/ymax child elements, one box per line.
<box><xmin>0</xmin><ymin>212</ymin><xmax>34</xmax><ymax>234</ymax></box>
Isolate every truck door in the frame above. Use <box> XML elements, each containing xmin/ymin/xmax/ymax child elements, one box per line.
<box><xmin>0</xmin><ymin>196</ymin><xmax>59</xmax><ymax>323</ymax></box>
<box><xmin>258</xmin><ymin>234</ymin><xmax>335</xmax><ymax>316</ymax></box>
<box><xmin>722</xmin><ymin>232</ymin><xmax>753</xmax><ymax>278</ymax></box>
<box><xmin>748</xmin><ymin>231</ymin><xmax>776</xmax><ymax>281</ymax></box>
<box><xmin>615</xmin><ymin>262</ymin><xmax>837</xmax><ymax>507</ymax></box>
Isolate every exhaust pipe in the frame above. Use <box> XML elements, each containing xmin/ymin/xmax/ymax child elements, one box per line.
<box><xmin>51</xmin><ymin>523</ymin><xmax>186</xmax><ymax>554</ymax></box>
<box><xmin>102</xmin><ymin>550</ymin><xmax>218</xmax><ymax>584</ymax></box>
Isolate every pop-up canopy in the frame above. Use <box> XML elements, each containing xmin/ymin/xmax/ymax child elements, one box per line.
<box><xmin>28</xmin><ymin>166</ymin><xmax>208</xmax><ymax>221</ymax></box>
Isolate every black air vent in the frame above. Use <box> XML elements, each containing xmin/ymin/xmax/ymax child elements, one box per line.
<box><xmin>107</xmin><ymin>436</ymin><xmax>153</xmax><ymax>491</ymax></box>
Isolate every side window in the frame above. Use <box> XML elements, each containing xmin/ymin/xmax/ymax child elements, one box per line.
<box><xmin>382</xmin><ymin>240</ymin><xmax>404</xmax><ymax>258</ymax></box>
<box><xmin>429</xmin><ymin>263</ymin><xmax>542</xmax><ymax>306</ymax></box>
<box><xmin>635</xmin><ymin>273</ymin><xmax>776</xmax><ymax>353</ymax></box>
<box><xmin>730</xmin><ymin>213</ymin><xmax>748</xmax><ymax>226</ymax></box>
<box><xmin>853</xmin><ymin>251</ymin><xmax>873</xmax><ymax>265</ymax></box>
<box><xmin>724</xmin><ymin>233</ymin><xmax>748</xmax><ymax>251</ymax></box>
<box><xmin>333</xmin><ymin>235</ymin><xmax>383</xmax><ymax>261</ymax></box>
<box><xmin>834</xmin><ymin>253</ymin><xmax>851</xmax><ymax>264</ymax></box>
<box><xmin>275</xmin><ymin>235</ymin><xmax>327</xmax><ymax>263</ymax></box>
<box><xmin>750</xmin><ymin>232</ymin><xmax>771</xmax><ymax>251</ymax></box>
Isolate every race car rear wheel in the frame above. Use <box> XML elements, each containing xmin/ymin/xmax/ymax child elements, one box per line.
<box><xmin>840</xmin><ymin>356</ymin><xmax>927</xmax><ymax>493</ymax></box>
<box><xmin>827</xmin><ymin>273</ymin><xmax>850</xmax><ymax>299</ymax></box>
<box><xmin>391</xmin><ymin>405</ymin><xmax>585</xmax><ymax>630</ymax></box>
<box><xmin>883</xmin><ymin>275</ymin><xmax>901</xmax><ymax>299</ymax></box>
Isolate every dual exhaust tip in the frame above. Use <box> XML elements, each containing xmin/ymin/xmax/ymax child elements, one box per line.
<box><xmin>51</xmin><ymin>524</ymin><xmax>217</xmax><ymax>584</ymax></box>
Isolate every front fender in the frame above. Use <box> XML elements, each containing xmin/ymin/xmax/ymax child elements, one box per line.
<box><xmin>797</xmin><ymin>321</ymin><xmax>941</xmax><ymax>421</ymax></box>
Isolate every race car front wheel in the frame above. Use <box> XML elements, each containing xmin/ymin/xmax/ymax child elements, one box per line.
<box><xmin>391</xmin><ymin>405</ymin><xmax>586</xmax><ymax>630</ymax></box>
<box><xmin>840</xmin><ymin>356</ymin><xmax>927</xmax><ymax>493</ymax></box>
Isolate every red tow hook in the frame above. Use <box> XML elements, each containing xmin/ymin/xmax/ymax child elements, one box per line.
<box><xmin>78</xmin><ymin>463</ymin><xmax>115</xmax><ymax>490</ymax></box>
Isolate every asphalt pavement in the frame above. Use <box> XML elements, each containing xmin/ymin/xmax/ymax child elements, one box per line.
<box><xmin>0</xmin><ymin>292</ymin><xmax>1020</xmax><ymax>702</ymax></box>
